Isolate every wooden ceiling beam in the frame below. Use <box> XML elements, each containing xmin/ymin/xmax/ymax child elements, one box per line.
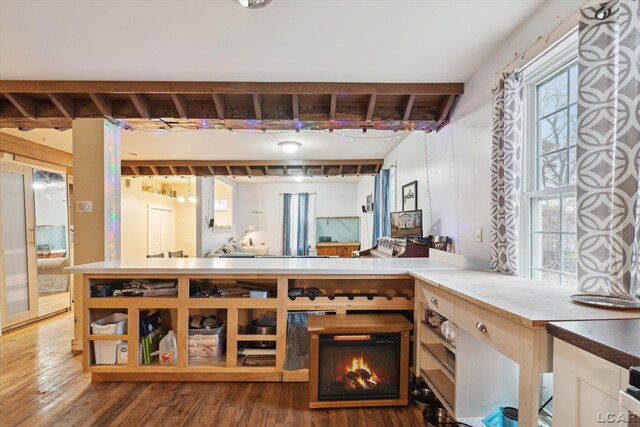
<box><xmin>149</xmin><ymin>165</ymin><xmax>159</xmax><ymax>176</ymax></box>
<box><xmin>89</xmin><ymin>93</ymin><xmax>113</xmax><ymax>117</ymax></box>
<box><xmin>168</xmin><ymin>165</ymin><xmax>178</xmax><ymax>176</ymax></box>
<box><xmin>187</xmin><ymin>165</ymin><xmax>196</xmax><ymax>175</ymax></box>
<box><xmin>4</xmin><ymin>93</ymin><xmax>37</xmax><ymax>119</ymax></box>
<box><xmin>225</xmin><ymin>165</ymin><xmax>232</xmax><ymax>176</ymax></box>
<box><xmin>130</xmin><ymin>165</ymin><xmax>141</xmax><ymax>176</ymax></box>
<box><xmin>212</xmin><ymin>94</ymin><xmax>225</xmax><ymax>120</ymax></box>
<box><xmin>292</xmin><ymin>94</ymin><xmax>299</xmax><ymax>121</ymax></box>
<box><xmin>252</xmin><ymin>94</ymin><xmax>262</xmax><ymax>122</ymax></box>
<box><xmin>207</xmin><ymin>166</ymin><xmax>215</xmax><ymax>175</ymax></box>
<box><xmin>0</xmin><ymin>81</ymin><xmax>464</xmax><ymax>96</ymax></box>
<box><xmin>437</xmin><ymin>94</ymin><xmax>456</xmax><ymax>122</ymax></box>
<box><xmin>0</xmin><ymin>131</ymin><xmax>72</xmax><ymax>168</ymax></box>
<box><xmin>171</xmin><ymin>94</ymin><xmax>189</xmax><ymax>119</ymax></box>
<box><xmin>366</xmin><ymin>94</ymin><xmax>377</xmax><ymax>122</ymax></box>
<box><xmin>402</xmin><ymin>94</ymin><xmax>416</xmax><ymax>122</ymax></box>
<box><xmin>48</xmin><ymin>93</ymin><xmax>74</xmax><ymax>119</ymax></box>
<box><xmin>130</xmin><ymin>94</ymin><xmax>151</xmax><ymax>119</ymax></box>
<box><xmin>329</xmin><ymin>94</ymin><xmax>337</xmax><ymax>121</ymax></box>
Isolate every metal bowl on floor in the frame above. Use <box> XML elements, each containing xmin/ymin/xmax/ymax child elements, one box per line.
<box><xmin>423</xmin><ymin>407</ymin><xmax>456</xmax><ymax>426</ymax></box>
<box><xmin>411</xmin><ymin>388</ymin><xmax>441</xmax><ymax>411</ymax></box>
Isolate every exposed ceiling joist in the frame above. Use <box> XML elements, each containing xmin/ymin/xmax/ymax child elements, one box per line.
<box><xmin>171</xmin><ymin>94</ymin><xmax>189</xmax><ymax>119</ymax></box>
<box><xmin>402</xmin><ymin>94</ymin><xmax>416</xmax><ymax>122</ymax></box>
<box><xmin>130</xmin><ymin>93</ymin><xmax>151</xmax><ymax>119</ymax></box>
<box><xmin>48</xmin><ymin>93</ymin><xmax>75</xmax><ymax>119</ymax></box>
<box><xmin>89</xmin><ymin>93</ymin><xmax>113</xmax><ymax>117</ymax></box>
<box><xmin>4</xmin><ymin>93</ymin><xmax>37</xmax><ymax>119</ymax></box>
<box><xmin>0</xmin><ymin>81</ymin><xmax>463</xmax><ymax>131</ymax></box>
<box><xmin>212</xmin><ymin>94</ymin><xmax>225</xmax><ymax>120</ymax></box>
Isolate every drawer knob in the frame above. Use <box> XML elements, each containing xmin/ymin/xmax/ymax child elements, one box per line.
<box><xmin>430</xmin><ymin>297</ymin><xmax>438</xmax><ymax>306</ymax></box>
<box><xmin>476</xmin><ymin>322</ymin><xmax>488</xmax><ymax>333</ymax></box>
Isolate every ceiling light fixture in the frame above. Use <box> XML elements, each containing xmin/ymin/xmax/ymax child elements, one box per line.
<box><xmin>294</xmin><ymin>175</ymin><xmax>304</xmax><ymax>182</ymax></box>
<box><xmin>238</xmin><ymin>0</ymin><xmax>272</xmax><ymax>9</ymax></box>
<box><xmin>278</xmin><ymin>141</ymin><xmax>301</xmax><ymax>153</ymax></box>
<box><xmin>177</xmin><ymin>177</ymin><xmax>197</xmax><ymax>204</ymax></box>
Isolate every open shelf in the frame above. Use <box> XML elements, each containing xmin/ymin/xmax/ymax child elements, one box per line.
<box><xmin>420</xmin><ymin>320</ymin><xmax>456</xmax><ymax>353</ymax></box>
<box><xmin>189</xmin><ymin>278</ymin><xmax>278</xmax><ymax>299</ymax></box>
<box><xmin>287</xmin><ymin>295</ymin><xmax>413</xmax><ymax>311</ymax></box>
<box><xmin>421</xmin><ymin>342</ymin><xmax>455</xmax><ymax>376</ymax></box>
<box><xmin>420</xmin><ymin>368</ymin><xmax>455</xmax><ymax>416</ymax></box>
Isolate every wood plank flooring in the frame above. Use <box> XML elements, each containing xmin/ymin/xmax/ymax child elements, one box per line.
<box><xmin>0</xmin><ymin>313</ymin><xmax>425</xmax><ymax>426</ymax></box>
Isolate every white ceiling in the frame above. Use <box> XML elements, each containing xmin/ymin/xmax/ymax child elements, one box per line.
<box><xmin>0</xmin><ymin>0</ymin><xmax>544</xmax><ymax>83</ymax></box>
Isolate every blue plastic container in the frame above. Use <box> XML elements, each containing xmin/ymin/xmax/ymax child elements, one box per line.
<box><xmin>481</xmin><ymin>406</ymin><xmax>518</xmax><ymax>427</ymax></box>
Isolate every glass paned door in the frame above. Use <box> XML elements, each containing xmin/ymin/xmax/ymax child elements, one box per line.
<box><xmin>33</xmin><ymin>169</ymin><xmax>71</xmax><ymax>316</ymax></box>
<box><xmin>0</xmin><ymin>164</ymin><xmax>37</xmax><ymax>327</ymax></box>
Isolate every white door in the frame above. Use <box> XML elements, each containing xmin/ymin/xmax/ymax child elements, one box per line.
<box><xmin>0</xmin><ymin>163</ymin><xmax>38</xmax><ymax>328</ymax></box>
<box><xmin>147</xmin><ymin>206</ymin><xmax>174</xmax><ymax>256</ymax></box>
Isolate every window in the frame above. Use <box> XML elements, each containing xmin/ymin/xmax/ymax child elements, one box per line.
<box><xmin>212</xmin><ymin>178</ymin><xmax>234</xmax><ymax>230</ymax></box>
<box><xmin>522</xmin><ymin>33</ymin><xmax>578</xmax><ymax>287</ymax></box>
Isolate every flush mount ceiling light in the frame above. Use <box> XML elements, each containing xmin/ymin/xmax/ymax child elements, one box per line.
<box><xmin>294</xmin><ymin>175</ymin><xmax>304</xmax><ymax>182</ymax></box>
<box><xmin>278</xmin><ymin>141</ymin><xmax>301</xmax><ymax>153</ymax></box>
<box><xmin>238</xmin><ymin>0</ymin><xmax>272</xmax><ymax>9</ymax></box>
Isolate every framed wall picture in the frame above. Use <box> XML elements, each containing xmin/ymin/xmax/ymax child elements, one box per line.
<box><xmin>402</xmin><ymin>181</ymin><xmax>418</xmax><ymax>211</ymax></box>
<box><xmin>366</xmin><ymin>194</ymin><xmax>373</xmax><ymax>212</ymax></box>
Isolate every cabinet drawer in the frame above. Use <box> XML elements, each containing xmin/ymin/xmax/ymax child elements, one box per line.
<box><xmin>455</xmin><ymin>297</ymin><xmax>520</xmax><ymax>362</ymax></box>
<box><xmin>417</xmin><ymin>281</ymin><xmax>455</xmax><ymax>321</ymax></box>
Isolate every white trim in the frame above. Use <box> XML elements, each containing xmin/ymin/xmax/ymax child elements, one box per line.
<box><xmin>520</xmin><ymin>32</ymin><xmax>579</xmax><ymax>283</ymax></box>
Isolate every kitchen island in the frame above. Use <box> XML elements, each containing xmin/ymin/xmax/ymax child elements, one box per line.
<box><xmin>67</xmin><ymin>258</ymin><xmax>640</xmax><ymax>427</ymax></box>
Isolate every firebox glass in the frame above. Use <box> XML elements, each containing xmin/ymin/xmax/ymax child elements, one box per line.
<box><xmin>318</xmin><ymin>333</ymin><xmax>400</xmax><ymax>401</ymax></box>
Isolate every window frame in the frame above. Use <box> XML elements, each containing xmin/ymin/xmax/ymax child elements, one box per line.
<box><xmin>211</xmin><ymin>176</ymin><xmax>236</xmax><ymax>232</ymax></box>
<box><xmin>520</xmin><ymin>31</ymin><xmax>578</xmax><ymax>286</ymax></box>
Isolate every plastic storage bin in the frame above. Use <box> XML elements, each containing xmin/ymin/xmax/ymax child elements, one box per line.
<box><xmin>91</xmin><ymin>313</ymin><xmax>128</xmax><ymax>365</ymax></box>
<box><xmin>188</xmin><ymin>320</ymin><xmax>225</xmax><ymax>362</ymax></box>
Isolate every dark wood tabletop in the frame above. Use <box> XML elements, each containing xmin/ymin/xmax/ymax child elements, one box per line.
<box><xmin>547</xmin><ymin>319</ymin><xmax>640</xmax><ymax>369</ymax></box>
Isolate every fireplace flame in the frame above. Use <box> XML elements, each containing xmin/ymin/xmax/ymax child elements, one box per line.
<box><xmin>344</xmin><ymin>355</ymin><xmax>378</xmax><ymax>389</ymax></box>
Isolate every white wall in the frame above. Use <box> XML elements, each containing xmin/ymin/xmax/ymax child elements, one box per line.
<box><xmin>357</xmin><ymin>177</ymin><xmax>375</xmax><ymax>250</ymax></box>
<box><xmin>121</xmin><ymin>178</ymin><xmax>196</xmax><ymax>259</ymax></box>
<box><xmin>357</xmin><ymin>0</ymin><xmax>583</xmax><ymax>268</ymax></box>
<box><xmin>236</xmin><ymin>182</ymin><xmax>359</xmax><ymax>255</ymax></box>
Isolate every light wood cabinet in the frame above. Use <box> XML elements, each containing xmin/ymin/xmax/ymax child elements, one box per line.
<box><xmin>553</xmin><ymin>339</ymin><xmax>634</xmax><ymax>427</ymax></box>
<box><xmin>315</xmin><ymin>242</ymin><xmax>360</xmax><ymax>258</ymax></box>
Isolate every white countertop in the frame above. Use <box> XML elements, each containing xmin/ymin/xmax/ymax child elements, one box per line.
<box><xmin>66</xmin><ymin>257</ymin><xmax>461</xmax><ymax>275</ymax></box>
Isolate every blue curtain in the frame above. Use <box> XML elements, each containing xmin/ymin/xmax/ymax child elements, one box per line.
<box><xmin>372</xmin><ymin>174</ymin><xmax>381</xmax><ymax>247</ymax></box>
<box><xmin>282</xmin><ymin>193</ymin><xmax>292</xmax><ymax>256</ymax></box>
<box><xmin>297</xmin><ymin>193</ymin><xmax>310</xmax><ymax>256</ymax></box>
<box><xmin>381</xmin><ymin>168</ymin><xmax>391</xmax><ymax>237</ymax></box>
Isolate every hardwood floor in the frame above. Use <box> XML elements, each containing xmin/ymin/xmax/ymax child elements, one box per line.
<box><xmin>0</xmin><ymin>313</ymin><xmax>425</xmax><ymax>426</ymax></box>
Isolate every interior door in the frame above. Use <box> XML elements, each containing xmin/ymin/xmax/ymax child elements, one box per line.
<box><xmin>0</xmin><ymin>162</ymin><xmax>38</xmax><ymax>328</ymax></box>
<box><xmin>148</xmin><ymin>206</ymin><xmax>174</xmax><ymax>256</ymax></box>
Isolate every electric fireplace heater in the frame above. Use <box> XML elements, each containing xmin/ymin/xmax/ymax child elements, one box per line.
<box><xmin>308</xmin><ymin>314</ymin><xmax>411</xmax><ymax>409</ymax></box>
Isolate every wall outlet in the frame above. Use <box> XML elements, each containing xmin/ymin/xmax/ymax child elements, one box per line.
<box><xmin>76</xmin><ymin>201</ymin><xmax>93</xmax><ymax>213</ymax></box>
<box><xmin>475</xmin><ymin>228</ymin><xmax>482</xmax><ymax>243</ymax></box>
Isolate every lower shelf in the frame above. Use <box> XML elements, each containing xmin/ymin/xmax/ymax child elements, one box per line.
<box><xmin>420</xmin><ymin>368</ymin><xmax>455</xmax><ymax>416</ymax></box>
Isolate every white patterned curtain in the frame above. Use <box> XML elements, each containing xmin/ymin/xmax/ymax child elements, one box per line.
<box><xmin>490</xmin><ymin>71</ymin><xmax>524</xmax><ymax>275</ymax></box>
<box><xmin>577</xmin><ymin>0</ymin><xmax>640</xmax><ymax>297</ymax></box>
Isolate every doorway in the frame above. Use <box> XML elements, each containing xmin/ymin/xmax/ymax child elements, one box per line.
<box><xmin>147</xmin><ymin>206</ymin><xmax>175</xmax><ymax>257</ymax></box>
<box><xmin>0</xmin><ymin>162</ymin><xmax>71</xmax><ymax>331</ymax></box>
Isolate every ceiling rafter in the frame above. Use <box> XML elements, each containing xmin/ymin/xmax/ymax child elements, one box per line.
<box><xmin>0</xmin><ymin>81</ymin><xmax>463</xmax><ymax>132</ymax></box>
<box><xmin>48</xmin><ymin>93</ymin><xmax>74</xmax><ymax>119</ymax></box>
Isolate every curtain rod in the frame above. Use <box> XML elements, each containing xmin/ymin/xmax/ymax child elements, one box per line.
<box><xmin>279</xmin><ymin>192</ymin><xmax>317</xmax><ymax>195</ymax></box>
<box><xmin>499</xmin><ymin>0</ymin><xmax>592</xmax><ymax>77</ymax></box>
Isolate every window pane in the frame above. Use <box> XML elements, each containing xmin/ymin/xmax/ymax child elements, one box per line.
<box><xmin>563</xmin><ymin>236</ymin><xmax>577</xmax><ymax>274</ymax></box>
<box><xmin>533</xmin><ymin>197</ymin><xmax>561</xmax><ymax>231</ymax></box>
<box><xmin>532</xmin><ymin>233</ymin><xmax>561</xmax><ymax>271</ymax></box>
<box><xmin>539</xmin><ymin>110</ymin><xmax>568</xmax><ymax>154</ymax></box>
<box><xmin>563</xmin><ymin>195</ymin><xmax>576</xmax><ymax>232</ymax></box>
<box><xmin>568</xmin><ymin>104</ymin><xmax>577</xmax><ymax>147</ymax></box>
<box><xmin>538</xmin><ymin>71</ymin><xmax>569</xmax><ymax>117</ymax></box>
<box><xmin>568</xmin><ymin>147</ymin><xmax>576</xmax><ymax>185</ymax></box>
<box><xmin>533</xmin><ymin>269</ymin><xmax>561</xmax><ymax>286</ymax></box>
<box><xmin>213</xmin><ymin>179</ymin><xmax>234</xmax><ymax>229</ymax></box>
<box><xmin>539</xmin><ymin>150</ymin><xmax>568</xmax><ymax>188</ymax></box>
<box><xmin>569</xmin><ymin>64</ymin><xmax>578</xmax><ymax>105</ymax></box>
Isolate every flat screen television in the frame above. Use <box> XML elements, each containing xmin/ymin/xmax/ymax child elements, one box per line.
<box><xmin>390</xmin><ymin>210</ymin><xmax>423</xmax><ymax>238</ymax></box>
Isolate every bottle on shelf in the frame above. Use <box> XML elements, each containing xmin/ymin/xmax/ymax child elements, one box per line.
<box><xmin>159</xmin><ymin>330</ymin><xmax>178</xmax><ymax>365</ymax></box>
